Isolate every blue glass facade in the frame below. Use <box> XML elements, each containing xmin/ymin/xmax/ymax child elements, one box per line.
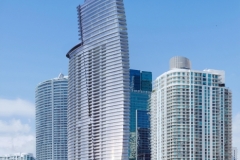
<box><xmin>130</xmin><ymin>70</ymin><xmax>152</xmax><ymax>91</ymax></box>
<box><xmin>129</xmin><ymin>69</ymin><xmax>152</xmax><ymax>160</ymax></box>
<box><xmin>136</xmin><ymin>110</ymin><xmax>151</xmax><ymax>160</ymax></box>
<box><xmin>130</xmin><ymin>92</ymin><xmax>150</xmax><ymax>132</ymax></box>
<box><xmin>141</xmin><ymin>71</ymin><xmax>152</xmax><ymax>92</ymax></box>
<box><xmin>130</xmin><ymin>69</ymin><xmax>141</xmax><ymax>90</ymax></box>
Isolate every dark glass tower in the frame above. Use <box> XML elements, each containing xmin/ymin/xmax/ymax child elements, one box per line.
<box><xmin>130</xmin><ymin>70</ymin><xmax>152</xmax><ymax>91</ymax></box>
<box><xmin>129</xmin><ymin>69</ymin><xmax>152</xmax><ymax>160</ymax></box>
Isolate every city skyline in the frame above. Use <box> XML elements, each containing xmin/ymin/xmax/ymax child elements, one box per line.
<box><xmin>0</xmin><ymin>0</ymin><xmax>239</xmax><ymax>157</ymax></box>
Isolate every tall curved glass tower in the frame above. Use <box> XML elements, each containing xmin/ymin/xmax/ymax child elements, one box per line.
<box><xmin>66</xmin><ymin>0</ymin><xmax>130</xmax><ymax>159</ymax></box>
<box><xmin>36</xmin><ymin>74</ymin><xmax>68</xmax><ymax>160</ymax></box>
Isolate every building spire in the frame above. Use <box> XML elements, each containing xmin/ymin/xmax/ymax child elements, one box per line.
<box><xmin>170</xmin><ymin>56</ymin><xmax>191</xmax><ymax>70</ymax></box>
<box><xmin>58</xmin><ymin>73</ymin><xmax>64</xmax><ymax>79</ymax></box>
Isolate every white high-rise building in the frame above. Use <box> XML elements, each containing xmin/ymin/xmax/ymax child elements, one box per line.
<box><xmin>35</xmin><ymin>74</ymin><xmax>68</xmax><ymax>160</ymax></box>
<box><xmin>233</xmin><ymin>147</ymin><xmax>238</xmax><ymax>160</ymax></box>
<box><xmin>151</xmin><ymin>56</ymin><xmax>232</xmax><ymax>160</ymax></box>
<box><xmin>66</xmin><ymin>0</ymin><xmax>130</xmax><ymax>159</ymax></box>
<box><xmin>0</xmin><ymin>153</ymin><xmax>35</xmax><ymax>160</ymax></box>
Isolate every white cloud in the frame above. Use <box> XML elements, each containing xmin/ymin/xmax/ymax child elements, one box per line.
<box><xmin>0</xmin><ymin>98</ymin><xmax>35</xmax><ymax>156</ymax></box>
<box><xmin>0</xmin><ymin>119</ymin><xmax>31</xmax><ymax>134</ymax></box>
<box><xmin>233</xmin><ymin>113</ymin><xmax>240</xmax><ymax>157</ymax></box>
<box><xmin>0</xmin><ymin>119</ymin><xmax>35</xmax><ymax>156</ymax></box>
<box><xmin>0</xmin><ymin>134</ymin><xmax>35</xmax><ymax>155</ymax></box>
<box><xmin>0</xmin><ymin>98</ymin><xmax>35</xmax><ymax>117</ymax></box>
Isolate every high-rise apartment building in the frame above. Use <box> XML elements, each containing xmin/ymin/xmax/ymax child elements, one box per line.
<box><xmin>129</xmin><ymin>69</ymin><xmax>152</xmax><ymax>160</ymax></box>
<box><xmin>0</xmin><ymin>153</ymin><xmax>35</xmax><ymax>160</ymax></box>
<box><xmin>151</xmin><ymin>56</ymin><xmax>232</xmax><ymax>160</ymax></box>
<box><xmin>66</xmin><ymin>0</ymin><xmax>130</xmax><ymax>159</ymax></box>
<box><xmin>35</xmin><ymin>74</ymin><xmax>68</xmax><ymax>160</ymax></box>
<box><xmin>233</xmin><ymin>147</ymin><xmax>238</xmax><ymax>160</ymax></box>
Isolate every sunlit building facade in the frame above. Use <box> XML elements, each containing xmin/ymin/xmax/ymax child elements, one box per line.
<box><xmin>35</xmin><ymin>74</ymin><xmax>68</xmax><ymax>160</ymax></box>
<box><xmin>129</xmin><ymin>69</ymin><xmax>152</xmax><ymax>160</ymax></box>
<box><xmin>66</xmin><ymin>0</ymin><xmax>130</xmax><ymax>159</ymax></box>
<box><xmin>151</xmin><ymin>56</ymin><xmax>232</xmax><ymax>160</ymax></box>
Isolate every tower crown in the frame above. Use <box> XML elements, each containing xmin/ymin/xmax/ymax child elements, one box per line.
<box><xmin>170</xmin><ymin>56</ymin><xmax>191</xmax><ymax>70</ymax></box>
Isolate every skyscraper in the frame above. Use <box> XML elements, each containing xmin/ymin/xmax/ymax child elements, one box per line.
<box><xmin>35</xmin><ymin>74</ymin><xmax>68</xmax><ymax>160</ymax></box>
<box><xmin>66</xmin><ymin>0</ymin><xmax>130</xmax><ymax>159</ymax></box>
<box><xmin>129</xmin><ymin>69</ymin><xmax>152</xmax><ymax>160</ymax></box>
<box><xmin>151</xmin><ymin>56</ymin><xmax>232</xmax><ymax>160</ymax></box>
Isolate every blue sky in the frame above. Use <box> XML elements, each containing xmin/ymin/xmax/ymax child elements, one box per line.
<box><xmin>0</xmin><ymin>0</ymin><xmax>240</xmax><ymax>155</ymax></box>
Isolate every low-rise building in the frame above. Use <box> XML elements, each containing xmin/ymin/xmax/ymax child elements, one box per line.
<box><xmin>0</xmin><ymin>153</ymin><xmax>35</xmax><ymax>160</ymax></box>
